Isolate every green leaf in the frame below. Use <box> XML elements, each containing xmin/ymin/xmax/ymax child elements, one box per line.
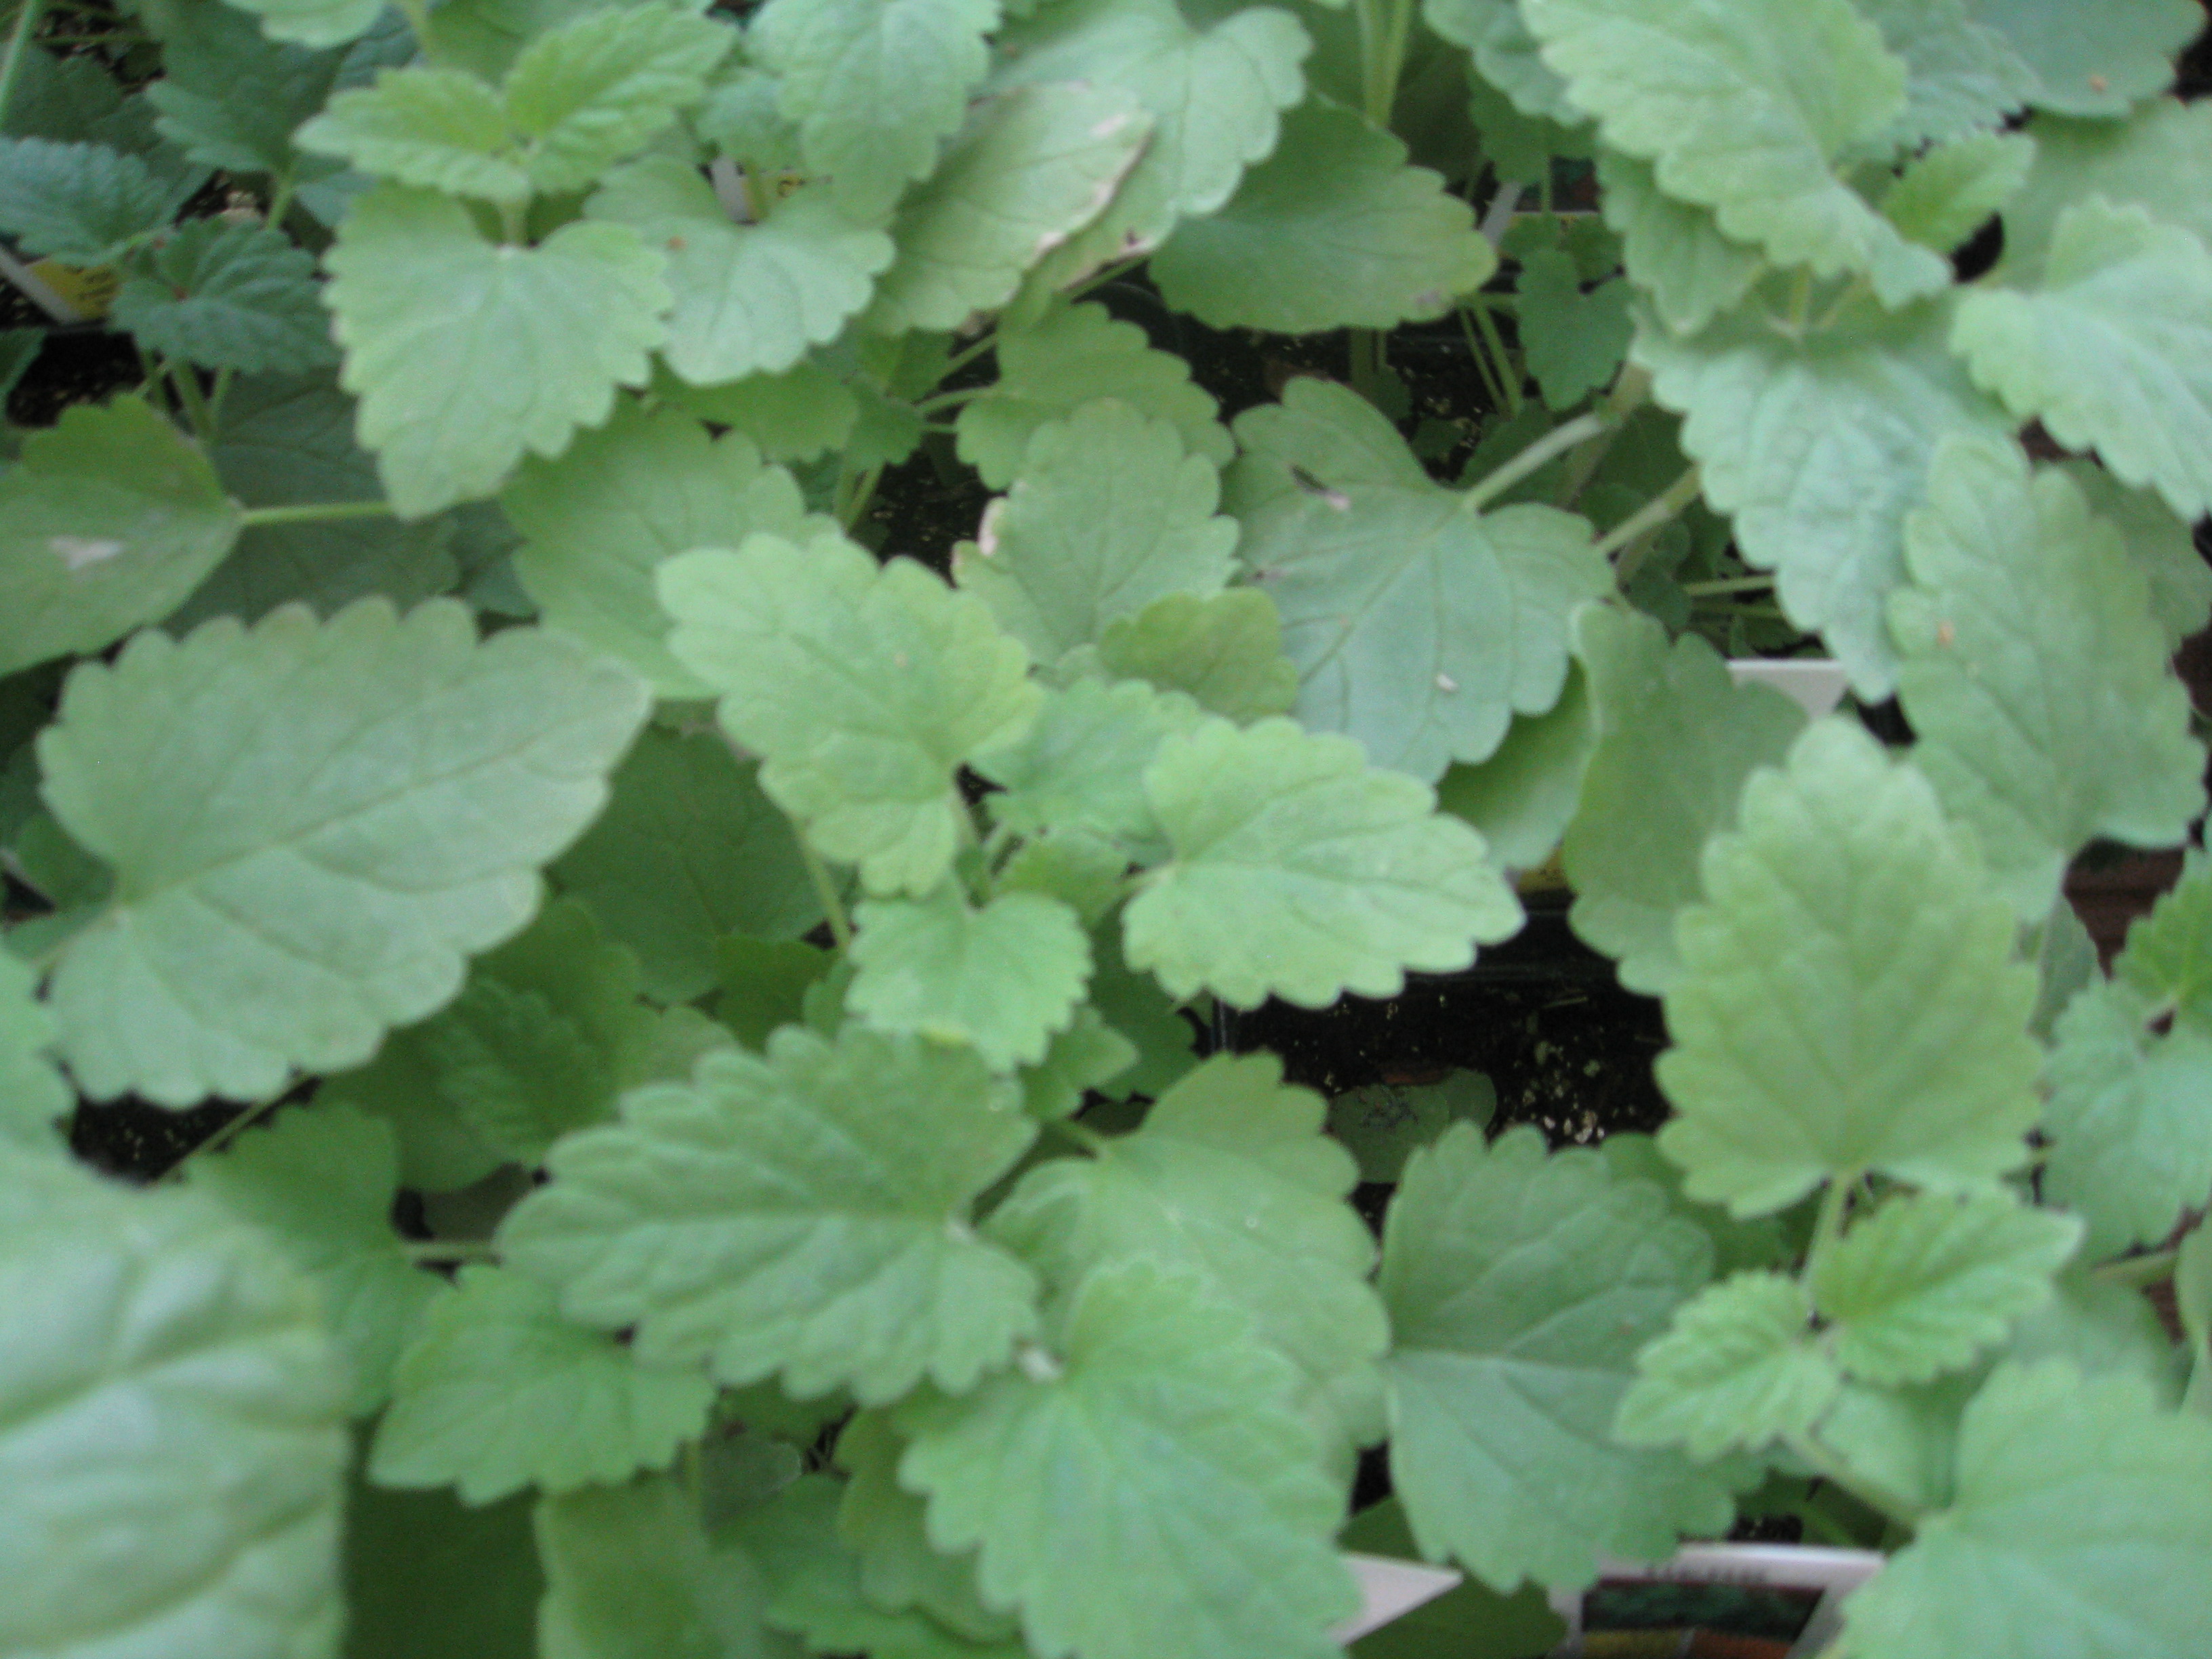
<box><xmin>189</xmin><ymin>1101</ymin><xmax>438</xmax><ymax>1414</ymax></box>
<box><xmin>501</xmin><ymin>4</ymin><xmax>733</xmax><ymax>194</ymax></box>
<box><xmin>1519</xmin><ymin>0</ymin><xmax>1949</xmax><ymax>303</ymax></box>
<box><xmin>0</xmin><ymin>135</ymin><xmax>194</xmax><ymax>263</ymax></box>
<box><xmin>1614</xmin><ymin>1269</ymin><xmax>1838</xmax><ymax>1459</ymax></box>
<box><xmin>2118</xmin><ymin>848</ymin><xmax>2212</xmax><ymax>1023</ymax></box>
<box><xmin>344</xmin><ymin>1481</ymin><xmax>541</xmax><ymax>1659</ymax></box>
<box><xmin>499</xmin><ymin>1025</ymin><xmax>1038</xmax><ymax>1403</ymax></box>
<box><xmin>714</xmin><ymin>937</ymin><xmax>832</xmax><ymax>1051</ymax></box>
<box><xmin>554</xmin><ymin>728</ymin><xmax>820</xmax><ymax>1004</ymax></box>
<box><xmin>1124</xmin><ymin>715</ymin><xmax>1522</xmax><ymax>1008</ymax></box>
<box><xmin>754</xmin><ymin>0</ymin><xmax>1001</xmax><ymax>220</ymax></box>
<box><xmin>1833</xmin><ymin>1361</ymin><xmax>2212</xmax><ymax>1659</ymax></box>
<box><xmin>1092</xmin><ymin>589</ymin><xmax>1300</xmax><ymax>724</ymax></box>
<box><xmin>1515</xmin><ymin>248</ymin><xmax>1632</xmax><ymax>408</ymax></box>
<box><xmin>506</xmin><ymin>398</ymin><xmax>822</xmax><ymax>696</ymax></box>
<box><xmin>1654</xmin><ymin>719</ymin><xmax>2043</xmax><ymax>1214</ymax></box>
<box><xmin>1015</xmin><ymin>1007</ymin><xmax>1137</xmax><ymax>1120</ymax></box>
<box><xmin>317</xmin><ymin>1031</ymin><xmax>508</xmax><ymax>1196</ymax></box>
<box><xmin>954</xmin><ymin>400</ymin><xmax>1239</xmax><ymax>666</ymax></box>
<box><xmin>955</xmin><ymin>300</ymin><xmax>1231</xmax><ymax>491</ymax></box>
<box><xmin>371</xmin><ymin>1263</ymin><xmax>713</xmax><ymax>1503</ymax></box>
<box><xmin>1636</xmin><ymin>289</ymin><xmax>2014</xmax><ymax>697</ymax></box>
<box><xmin>865</xmin><ymin>83</ymin><xmax>1151</xmax><ymax>334</ymax></box>
<box><xmin>1849</xmin><ymin>0</ymin><xmax>2037</xmax><ymax>155</ymax></box>
<box><xmin>2000</xmin><ymin>101</ymin><xmax>2212</xmax><ymax>278</ymax></box>
<box><xmin>1966</xmin><ymin>0</ymin><xmax>2200</xmax><ymax>117</ymax></box>
<box><xmin>991</xmin><ymin>1052</ymin><xmax>1387</xmax><ymax>1458</ymax></box>
<box><xmin>1560</xmin><ymin>606</ymin><xmax>1803</xmax><ymax>994</ymax></box>
<box><xmin>1881</xmin><ymin>129</ymin><xmax>2033</xmax><ymax>254</ymax></box>
<box><xmin>1229</xmin><ymin>380</ymin><xmax>1611</xmax><ymax>779</ymax></box>
<box><xmin>224</xmin><ymin>0</ymin><xmax>387</xmax><ymax>49</ymax></box>
<box><xmin>1595</xmin><ymin>150</ymin><xmax>1761</xmax><ymax>337</ymax></box>
<box><xmin>1425</xmin><ymin>0</ymin><xmax>1583</xmax><ymax>125</ymax></box>
<box><xmin>38</xmin><ymin>598</ymin><xmax>649</xmax><ymax>1105</ymax></box>
<box><xmin>1597</xmin><ymin>1132</ymin><xmax>1793</xmax><ymax>1279</ymax></box>
<box><xmin>1381</xmin><ymin>1124</ymin><xmax>1736</xmax><ymax>1590</ymax></box>
<box><xmin>659</xmin><ymin>530</ymin><xmax>1041</xmax><ymax>898</ymax></box>
<box><xmin>1434</xmin><ymin>664</ymin><xmax>1595</xmax><ymax>873</ymax></box>
<box><xmin>1809</xmin><ymin>1191</ymin><xmax>2082</xmax><ymax>1386</ymax></box>
<box><xmin>1339</xmin><ymin>1499</ymin><xmax>1568</xmax><ymax>1659</ymax></box>
<box><xmin>989</xmin><ymin>0</ymin><xmax>1310</xmax><ymax>281</ymax></box>
<box><xmin>1150</xmin><ymin>101</ymin><xmax>1494</xmax><ymax>333</ymax></box>
<box><xmin>589</xmin><ymin>160</ymin><xmax>893</xmax><ymax>384</ymax></box>
<box><xmin>0</xmin><ymin>949</ymin><xmax>69</xmax><ymax>1149</ymax></box>
<box><xmin>1086</xmin><ymin>926</ymin><xmax>1201</xmax><ymax>1099</ymax></box>
<box><xmin>896</xmin><ymin>1261</ymin><xmax>1359</xmax><ymax>1659</ymax></box>
<box><xmin>655</xmin><ymin>361</ymin><xmax>859</xmax><ymax>462</ymax></box>
<box><xmin>2064</xmin><ymin>459</ymin><xmax>2212</xmax><ymax>652</ymax></box>
<box><xmin>1951</xmin><ymin>199</ymin><xmax>2212</xmax><ymax>521</ymax></box>
<box><xmin>114</xmin><ymin>218</ymin><xmax>337</xmax><ymax>373</ymax></box>
<box><xmin>419</xmin><ymin>0</ymin><xmax>627</xmax><ymax>81</ymax></box>
<box><xmin>2180</xmin><ymin>1225</ymin><xmax>2212</xmax><ymax>1416</ymax></box>
<box><xmin>0</xmin><ymin>394</ymin><xmax>243</xmax><ymax>678</ymax></box>
<box><xmin>297</xmin><ymin>66</ymin><xmax>531</xmax><ymax>202</ymax></box>
<box><xmin>835</xmin><ymin>1413</ymin><xmax>1015</xmax><ymax>1641</ymax></box>
<box><xmin>325</xmin><ymin>184</ymin><xmax>670</xmax><ymax>516</ymax></box>
<box><xmin>849</xmin><ymin>885</ymin><xmax>1090</xmax><ymax>1071</ymax></box>
<box><xmin>1326</xmin><ymin>1070</ymin><xmax>1496</xmax><ymax>1187</ymax></box>
<box><xmin>0</xmin><ymin>1157</ymin><xmax>349</xmax><ymax>1656</ymax></box>
<box><xmin>1890</xmin><ymin>434</ymin><xmax>2204</xmax><ymax>917</ymax></box>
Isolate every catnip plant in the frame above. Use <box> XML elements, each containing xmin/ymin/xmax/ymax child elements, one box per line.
<box><xmin>1</xmin><ymin>0</ymin><xmax>2211</xmax><ymax>1654</ymax></box>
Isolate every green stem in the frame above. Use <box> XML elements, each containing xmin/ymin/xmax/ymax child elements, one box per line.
<box><xmin>914</xmin><ymin>385</ymin><xmax>986</xmax><ymax>415</ymax></box>
<box><xmin>1784</xmin><ymin>1431</ymin><xmax>1925</xmax><ymax>1531</ymax></box>
<box><xmin>168</xmin><ymin>362</ymin><xmax>217</xmax><ymax>444</ymax></box>
<box><xmin>1456</xmin><ymin>305</ymin><xmax>1513</xmax><ymax>415</ymax></box>
<box><xmin>1599</xmin><ymin>465</ymin><xmax>1701</xmax><ymax>577</ymax></box>
<box><xmin>1469</xmin><ymin>297</ymin><xmax>1525</xmax><ymax>417</ymax></box>
<box><xmin>2093</xmin><ymin>1248</ymin><xmax>2177</xmax><ymax>1288</ymax></box>
<box><xmin>0</xmin><ymin>0</ymin><xmax>52</xmax><ymax>129</ymax></box>
<box><xmin>1807</xmin><ymin>1168</ymin><xmax>1860</xmax><ymax>1272</ymax></box>
<box><xmin>159</xmin><ymin>1088</ymin><xmax>289</xmax><ymax>1181</ymax></box>
<box><xmin>836</xmin><ymin>462</ymin><xmax>884</xmax><ymax>530</ymax></box>
<box><xmin>239</xmin><ymin>499</ymin><xmax>399</xmax><ymax>527</ymax></box>
<box><xmin>1551</xmin><ymin>366</ymin><xmax>1648</xmax><ymax>506</ymax></box>
<box><xmin>934</xmin><ymin>329</ymin><xmax>999</xmax><ymax>388</ymax></box>
<box><xmin>1464</xmin><ymin>411</ymin><xmax>1608</xmax><ymax>510</ymax></box>
<box><xmin>1681</xmin><ymin>575</ymin><xmax>1775</xmax><ymax>596</ymax></box>
<box><xmin>1347</xmin><ymin>328</ymin><xmax>1387</xmax><ymax>403</ymax></box>
<box><xmin>403</xmin><ymin>1238</ymin><xmax>497</xmax><ymax>1263</ymax></box>
<box><xmin>799</xmin><ymin>838</ymin><xmax>853</xmax><ymax>951</ymax></box>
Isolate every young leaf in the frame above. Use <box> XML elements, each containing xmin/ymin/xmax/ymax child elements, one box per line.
<box><xmin>325</xmin><ymin>184</ymin><xmax>670</xmax><ymax>516</ymax></box>
<box><xmin>1518</xmin><ymin>0</ymin><xmax>1949</xmax><ymax>302</ymax></box>
<box><xmin>1654</xmin><ymin>719</ymin><xmax>2043</xmax><ymax>1215</ymax></box>
<box><xmin>588</xmin><ymin>160</ymin><xmax>894</xmax><ymax>384</ymax></box>
<box><xmin>954</xmin><ymin>400</ymin><xmax>1239</xmax><ymax>666</ymax></box>
<box><xmin>954</xmin><ymin>300</ymin><xmax>1231</xmax><ymax>490</ymax></box>
<box><xmin>1515</xmin><ymin>248</ymin><xmax>1632</xmax><ymax>408</ymax></box>
<box><xmin>0</xmin><ymin>950</ymin><xmax>70</xmax><ymax>1149</ymax></box>
<box><xmin>656</xmin><ymin>361</ymin><xmax>859</xmax><ymax>462</ymax></box>
<box><xmin>1425</xmin><ymin>0</ymin><xmax>1583</xmax><ymax>125</ymax></box>
<box><xmin>1016</xmin><ymin>1008</ymin><xmax>1139</xmax><ymax>1120</ymax></box>
<box><xmin>1999</xmin><ymin>100</ymin><xmax>2212</xmax><ymax>277</ymax></box>
<box><xmin>1636</xmin><ymin>289</ymin><xmax>2014</xmax><ymax>697</ymax></box>
<box><xmin>371</xmin><ymin>1263</ymin><xmax>714</xmax><ymax>1503</ymax></box>
<box><xmin>1560</xmin><ymin>605</ymin><xmax>1804</xmax><ymax>996</ymax></box>
<box><xmin>1434</xmin><ymin>664</ymin><xmax>1596</xmax><ymax>873</ymax></box>
<box><xmin>1087</xmin><ymin>926</ymin><xmax>1201</xmax><ymax>1099</ymax></box>
<box><xmin>37</xmin><ymin>598</ymin><xmax>650</xmax><ymax>1105</ymax></box>
<box><xmin>895</xmin><ymin>1261</ymin><xmax>1360</xmax><ymax>1659</ymax></box>
<box><xmin>754</xmin><ymin>0</ymin><xmax>1002</xmax><ymax>220</ymax></box>
<box><xmin>1809</xmin><ymin>1191</ymin><xmax>2083</xmax><ymax>1386</ymax></box>
<box><xmin>1093</xmin><ymin>589</ymin><xmax>1300</xmax><ymax>724</ymax></box>
<box><xmin>296</xmin><ymin>66</ymin><xmax>531</xmax><ymax>201</ymax></box>
<box><xmin>0</xmin><ymin>1158</ymin><xmax>349</xmax><ymax>1656</ymax></box>
<box><xmin>864</xmin><ymin>83</ymin><xmax>1151</xmax><ymax>333</ymax></box>
<box><xmin>497</xmin><ymin>1025</ymin><xmax>1039</xmax><ymax>1404</ymax></box>
<box><xmin>1123</xmin><ymin>715</ymin><xmax>1522</xmax><ymax>1008</ymax></box>
<box><xmin>0</xmin><ymin>394</ymin><xmax>243</xmax><ymax>678</ymax></box>
<box><xmin>659</xmin><ymin>530</ymin><xmax>1040</xmax><ymax>899</ymax></box>
<box><xmin>1381</xmin><ymin>1124</ymin><xmax>1737</xmax><ymax>1591</ymax></box>
<box><xmin>500</xmin><ymin>4</ymin><xmax>733</xmax><ymax>194</ymax></box>
<box><xmin>316</xmin><ymin>1029</ymin><xmax>507</xmax><ymax>1196</ymax></box>
<box><xmin>113</xmin><ymin>218</ymin><xmax>337</xmax><ymax>373</ymax></box>
<box><xmin>0</xmin><ymin>136</ymin><xmax>196</xmax><ymax>264</ymax></box>
<box><xmin>836</xmin><ymin>1412</ymin><xmax>1015</xmax><ymax>1641</ymax></box>
<box><xmin>505</xmin><ymin>398</ymin><xmax>824</xmax><ymax>695</ymax></box>
<box><xmin>1595</xmin><ymin>150</ymin><xmax>1763</xmax><ymax>337</ymax></box>
<box><xmin>2117</xmin><ymin>848</ymin><xmax>2212</xmax><ymax>1023</ymax></box>
<box><xmin>848</xmin><ymin>885</ymin><xmax>1092</xmax><ymax>1071</ymax></box>
<box><xmin>2064</xmin><ymin>459</ymin><xmax>2212</xmax><ymax>651</ymax></box>
<box><xmin>1834</xmin><ymin>1361</ymin><xmax>2212</xmax><ymax>1659</ymax></box>
<box><xmin>1966</xmin><ymin>0</ymin><xmax>2200</xmax><ymax>117</ymax></box>
<box><xmin>1951</xmin><ymin>199</ymin><xmax>2212</xmax><ymax>521</ymax></box>
<box><xmin>1890</xmin><ymin>434</ymin><xmax>2204</xmax><ymax>918</ymax></box>
<box><xmin>1880</xmin><ymin>129</ymin><xmax>2034</xmax><ymax>254</ymax></box>
<box><xmin>188</xmin><ymin>1101</ymin><xmax>440</xmax><ymax>1414</ymax></box>
<box><xmin>1614</xmin><ymin>1270</ymin><xmax>1839</xmax><ymax>1459</ymax></box>
<box><xmin>1849</xmin><ymin>0</ymin><xmax>2036</xmax><ymax>155</ymax></box>
<box><xmin>1150</xmin><ymin>102</ymin><xmax>1494</xmax><ymax>333</ymax></box>
<box><xmin>553</xmin><ymin>728</ymin><xmax>821</xmax><ymax>1004</ymax></box>
<box><xmin>224</xmin><ymin>0</ymin><xmax>387</xmax><ymax>49</ymax></box>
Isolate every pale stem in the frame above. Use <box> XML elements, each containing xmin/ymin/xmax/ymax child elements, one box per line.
<box><xmin>239</xmin><ymin>499</ymin><xmax>399</xmax><ymax>527</ymax></box>
<box><xmin>1599</xmin><ymin>466</ymin><xmax>1702</xmax><ymax>576</ymax></box>
<box><xmin>799</xmin><ymin>838</ymin><xmax>853</xmax><ymax>951</ymax></box>
<box><xmin>1463</xmin><ymin>410</ymin><xmax>1610</xmax><ymax>511</ymax></box>
<box><xmin>0</xmin><ymin>0</ymin><xmax>52</xmax><ymax>128</ymax></box>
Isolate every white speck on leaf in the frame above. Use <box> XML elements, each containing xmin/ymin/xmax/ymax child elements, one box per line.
<box><xmin>1017</xmin><ymin>1343</ymin><xmax>1063</xmax><ymax>1383</ymax></box>
<box><xmin>52</xmin><ymin>537</ymin><xmax>125</xmax><ymax>571</ymax></box>
<box><xmin>1436</xmin><ymin>673</ymin><xmax>1458</xmax><ymax>693</ymax></box>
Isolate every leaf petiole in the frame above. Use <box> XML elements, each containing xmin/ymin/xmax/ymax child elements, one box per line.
<box><xmin>1463</xmin><ymin>410</ymin><xmax>1609</xmax><ymax>510</ymax></box>
<box><xmin>238</xmin><ymin>499</ymin><xmax>401</xmax><ymax>527</ymax></box>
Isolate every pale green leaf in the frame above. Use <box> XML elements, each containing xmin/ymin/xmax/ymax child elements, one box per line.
<box><xmin>659</xmin><ymin>530</ymin><xmax>1041</xmax><ymax>897</ymax></box>
<box><xmin>1881</xmin><ymin>129</ymin><xmax>2033</xmax><ymax>254</ymax></box>
<box><xmin>371</xmin><ymin>1264</ymin><xmax>713</xmax><ymax>1503</ymax></box>
<box><xmin>0</xmin><ymin>394</ymin><xmax>243</xmax><ymax>678</ymax></box>
<box><xmin>2117</xmin><ymin>848</ymin><xmax>2212</xmax><ymax>1024</ymax></box>
<box><xmin>1655</xmin><ymin>719</ymin><xmax>2043</xmax><ymax>1214</ymax></box>
<box><xmin>224</xmin><ymin>0</ymin><xmax>386</xmax><ymax>49</ymax></box>
<box><xmin>1851</xmin><ymin>0</ymin><xmax>2036</xmax><ymax>154</ymax></box>
<box><xmin>864</xmin><ymin>84</ymin><xmax>1151</xmax><ymax>334</ymax></box>
<box><xmin>2064</xmin><ymin>460</ymin><xmax>2212</xmax><ymax>652</ymax></box>
<box><xmin>296</xmin><ymin>66</ymin><xmax>531</xmax><ymax>202</ymax></box>
<box><xmin>1434</xmin><ymin>663</ymin><xmax>1595</xmax><ymax>873</ymax></box>
<box><xmin>1614</xmin><ymin>1269</ymin><xmax>1839</xmax><ymax>1459</ymax></box>
<box><xmin>995</xmin><ymin>834</ymin><xmax>1132</xmax><ymax>943</ymax></box>
<box><xmin>1519</xmin><ymin>0</ymin><xmax>1949</xmax><ymax>302</ymax></box>
<box><xmin>896</xmin><ymin>1261</ymin><xmax>1359</xmax><ymax>1659</ymax></box>
<box><xmin>2005</xmin><ymin>1268</ymin><xmax>2186</xmax><ymax>1401</ymax></box>
<box><xmin>1805</xmin><ymin>1374</ymin><xmax>1973</xmax><ymax>1517</ymax></box>
<box><xmin>1223</xmin><ymin>370</ymin><xmax>1429</xmax><ymax>509</ymax></box>
<box><xmin>1124</xmin><ymin>715</ymin><xmax>1522</xmax><ymax>1008</ymax></box>
<box><xmin>1425</xmin><ymin>0</ymin><xmax>1584</xmax><ymax>125</ymax></box>
<box><xmin>38</xmin><ymin>598</ymin><xmax>649</xmax><ymax>1105</ymax></box>
<box><xmin>1086</xmin><ymin>926</ymin><xmax>1201</xmax><ymax>1099</ymax></box>
<box><xmin>1596</xmin><ymin>148</ymin><xmax>1762</xmax><ymax>336</ymax></box>
<box><xmin>2179</xmin><ymin>1225</ymin><xmax>2211</xmax><ymax>1416</ymax></box>
<box><xmin>0</xmin><ymin>950</ymin><xmax>69</xmax><ymax>1149</ymax></box>
<box><xmin>325</xmin><ymin>184</ymin><xmax>670</xmax><ymax>516</ymax></box>
<box><xmin>754</xmin><ymin>0</ymin><xmax>1002</xmax><ymax>219</ymax></box>
<box><xmin>849</xmin><ymin>885</ymin><xmax>1090</xmax><ymax>1070</ymax></box>
<box><xmin>0</xmin><ymin>135</ymin><xmax>194</xmax><ymax>263</ymax></box>
<box><xmin>834</xmin><ymin>1413</ymin><xmax>1014</xmax><ymax>1641</ymax></box>
<box><xmin>2000</xmin><ymin>100</ymin><xmax>2212</xmax><ymax>277</ymax></box>
<box><xmin>954</xmin><ymin>300</ymin><xmax>1231</xmax><ymax>491</ymax></box>
<box><xmin>502</xmin><ymin>4</ymin><xmax>733</xmax><ymax>194</ymax></box>
<box><xmin>1965</xmin><ymin>0</ymin><xmax>2200</xmax><ymax>117</ymax></box>
<box><xmin>1834</xmin><ymin>1361</ymin><xmax>2212</xmax><ymax>1659</ymax></box>
<box><xmin>1092</xmin><ymin>589</ymin><xmax>1300</xmax><ymax>724</ymax></box>
<box><xmin>1016</xmin><ymin>1007</ymin><xmax>1138</xmax><ymax>1120</ymax></box>
<box><xmin>420</xmin><ymin>0</ymin><xmax>627</xmax><ymax>81</ymax></box>
<box><xmin>1810</xmin><ymin>1191</ymin><xmax>2081</xmax><ymax>1385</ymax></box>
<box><xmin>655</xmin><ymin>361</ymin><xmax>859</xmax><ymax>462</ymax></box>
<box><xmin>954</xmin><ymin>400</ymin><xmax>1238</xmax><ymax>665</ymax></box>
<box><xmin>1890</xmin><ymin>434</ymin><xmax>2204</xmax><ymax>917</ymax></box>
<box><xmin>1150</xmin><ymin>102</ymin><xmax>1494</xmax><ymax>333</ymax></box>
<box><xmin>537</xmin><ymin>1475</ymin><xmax>782</xmax><ymax>1659</ymax></box>
<box><xmin>1596</xmin><ymin>1132</ymin><xmax>1792</xmax><ymax>1279</ymax></box>
<box><xmin>588</xmin><ymin>160</ymin><xmax>893</xmax><ymax>384</ymax></box>
<box><xmin>1382</xmin><ymin>1124</ymin><xmax>1736</xmax><ymax>1590</ymax></box>
<box><xmin>506</xmin><ymin>398</ymin><xmax>822</xmax><ymax>695</ymax></box>
<box><xmin>1515</xmin><ymin>248</ymin><xmax>1631</xmax><ymax>408</ymax></box>
<box><xmin>189</xmin><ymin>1101</ymin><xmax>439</xmax><ymax>1414</ymax></box>
<box><xmin>1560</xmin><ymin>605</ymin><xmax>1803</xmax><ymax>994</ymax></box>
<box><xmin>1951</xmin><ymin>199</ymin><xmax>2212</xmax><ymax>520</ymax></box>
<box><xmin>1636</xmin><ymin>289</ymin><xmax>2013</xmax><ymax>697</ymax></box>
<box><xmin>0</xmin><ymin>1157</ymin><xmax>350</xmax><ymax>1657</ymax></box>
<box><xmin>498</xmin><ymin>1025</ymin><xmax>1038</xmax><ymax>1402</ymax></box>
<box><xmin>115</xmin><ymin>218</ymin><xmax>337</xmax><ymax>373</ymax></box>
<box><xmin>554</xmin><ymin>727</ymin><xmax>820</xmax><ymax>1004</ymax></box>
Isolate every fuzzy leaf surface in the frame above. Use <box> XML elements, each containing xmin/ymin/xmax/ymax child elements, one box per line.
<box><xmin>1967</xmin><ymin>0</ymin><xmax>2200</xmax><ymax>117</ymax></box>
<box><xmin>0</xmin><ymin>952</ymin><xmax>69</xmax><ymax>1149</ymax></box>
<box><xmin>499</xmin><ymin>4</ymin><xmax>733</xmax><ymax>194</ymax></box>
<box><xmin>1596</xmin><ymin>150</ymin><xmax>1762</xmax><ymax>337</ymax></box>
<box><xmin>849</xmin><ymin>886</ymin><xmax>1091</xmax><ymax>1071</ymax></box>
<box><xmin>974</xmin><ymin>676</ymin><xmax>1199</xmax><ymax>859</ymax></box>
<box><xmin>0</xmin><ymin>136</ymin><xmax>194</xmax><ymax>264</ymax></box>
<box><xmin>1093</xmin><ymin>590</ymin><xmax>1300</xmax><ymax>723</ymax></box>
<box><xmin>1614</xmin><ymin>1270</ymin><xmax>1838</xmax><ymax>1458</ymax></box>
<box><xmin>114</xmin><ymin>218</ymin><xmax>337</xmax><ymax>372</ymax></box>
